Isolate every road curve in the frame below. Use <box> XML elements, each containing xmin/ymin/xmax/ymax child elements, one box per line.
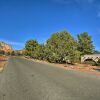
<box><xmin>0</xmin><ymin>57</ymin><xmax>100</xmax><ymax>100</ymax></box>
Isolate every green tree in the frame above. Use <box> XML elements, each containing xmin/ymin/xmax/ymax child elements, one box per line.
<box><xmin>6</xmin><ymin>52</ymin><xmax>11</xmax><ymax>56</ymax></box>
<box><xmin>0</xmin><ymin>50</ymin><xmax>5</xmax><ymax>55</ymax></box>
<box><xmin>46</xmin><ymin>31</ymin><xmax>80</xmax><ymax>63</ymax></box>
<box><xmin>32</xmin><ymin>44</ymin><xmax>45</xmax><ymax>60</ymax></box>
<box><xmin>11</xmin><ymin>51</ymin><xmax>15</xmax><ymax>56</ymax></box>
<box><xmin>25</xmin><ymin>40</ymin><xmax>38</xmax><ymax>56</ymax></box>
<box><xmin>77</xmin><ymin>32</ymin><xmax>94</xmax><ymax>55</ymax></box>
<box><xmin>94</xmin><ymin>50</ymin><xmax>100</xmax><ymax>54</ymax></box>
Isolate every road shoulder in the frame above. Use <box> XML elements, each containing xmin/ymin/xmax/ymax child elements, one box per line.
<box><xmin>0</xmin><ymin>56</ymin><xmax>8</xmax><ymax>72</ymax></box>
<box><xmin>22</xmin><ymin>57</ymin><xmax>100</xmax><ymax>76</ymax></box>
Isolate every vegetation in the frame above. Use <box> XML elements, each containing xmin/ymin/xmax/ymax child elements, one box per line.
<box><xmin>84</xmin><ymin>59</ymin><xmax>96</xmax><ymax>66</ymax></box>
<box><xmin>45</xmin><ymin>31</ymin><xmax>80</xmax><ymax>63</ymax></box>
<box><xmin>24</xmin><ymin>31</ymin><xmax>95</xmax><ymax>64</ymax></box>
<box><xmin>97</xmin><ymin>59</ymin><xmax>100</xmax><ymax>66</ymax></box>
<box><xmin>25</xmin><ymin>40</ymin><xmax>38</xmax><ymax>56</ymax></box>
<box><xmin>11</xmin><ymin>51</ymin><xmax>15</xmax><ymax>56</ymax></box>
<box><xmin>77</xmin><ymin>32</ymin><xmax>94</xmax><ymax>55</ymax></box>
<box><xmin>0</xmin><ymin>50</ymin><xmax>5</xmax><ymax>55</ymax></box>
<box><xmin>94</xmin><ymin>59</ymin><xmax>100</xmax><ymax>66</ymax></box>
<box><xmin>94</xmin><ymin>50</ymin><xmax>100</xmax><ymax>54</ymax></box>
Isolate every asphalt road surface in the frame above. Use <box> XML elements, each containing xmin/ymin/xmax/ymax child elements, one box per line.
<box><xmin>0</xmin><ymin>57</ymin><xmax>100</xmax><ymax>100</ymax></box>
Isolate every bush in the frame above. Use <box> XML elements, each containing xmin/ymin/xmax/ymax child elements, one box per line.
<box><xmin>84</xmin><ymin>59</ymin><xmax>100</xmax><ymax>66</ymax></box>
<box><xmin>95</xmin><ymin>59</ymin><xmax>100</xmax><ymax>66</ymax></box>
<box><xmin>84</xmin><ymin>59</ymin><xmax>96</xmax><ymax>66</ymax></box>
<box><xmin>46</xmin><ymin>31</ymin><xmax>80</xmax><ymax>63</ymax></box>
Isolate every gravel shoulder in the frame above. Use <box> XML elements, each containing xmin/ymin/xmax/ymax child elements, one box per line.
<box><xmin>0</xmin><ymin>56</ymin><xmax>8</xmax><ymax>72</ymax></box>
<box><xmin>23</xmin><ymin>57</ymin><xmax>100</xmax><ymax>76</ymax></box>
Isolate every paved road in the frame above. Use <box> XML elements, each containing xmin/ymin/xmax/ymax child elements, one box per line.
<box><xmin>0</xmin><ymin>57</ymin><xmax>100</xmax><ymax>100</ymax></box>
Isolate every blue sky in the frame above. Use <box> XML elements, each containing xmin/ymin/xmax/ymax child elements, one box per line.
<box><xmin>0</xmin><ymin>0</ymin><xmax>100</xmax><ymax>50</ymax></box>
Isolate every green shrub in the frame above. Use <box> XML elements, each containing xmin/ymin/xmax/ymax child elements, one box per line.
<box><xmin>95</xmin><ymin>59</ymin><xmax>100</xmax><ymax>66</ymax></box>
<box><xmin>84</xmin><ymin>59</ymin><xmax>96</xmax><ymax>66</ymax></box>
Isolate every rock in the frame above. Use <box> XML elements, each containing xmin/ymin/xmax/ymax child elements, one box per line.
<box><xmin>0</xmin><ymin>41</ymin><xmax>13</xmax><ymax>53</ymax></box>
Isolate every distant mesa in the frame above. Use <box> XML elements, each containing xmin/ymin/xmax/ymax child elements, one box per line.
<box><xmin>0</xmin><ymin>41</ymin><xmax>13</xmax><ymax>53</ymax></box>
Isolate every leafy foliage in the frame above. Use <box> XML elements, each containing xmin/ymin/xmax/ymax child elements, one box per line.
<box><xmin>25</xmin><ymin>40</ymin><xmax>38</xmax><ymax>51</ymax></box>
<box><xmin>46</xmin><ymin>31</ymin><xmax>80</xmax><ymax>63</ymax></box>
<box><xmin>31</xmin><ymin>44</ymin><xmax>45</xmax><ymax>60</ymax></box>
<box><xmin>77</xmin><ymin>32</ymin><xmax>94</xmax><ymax>55</ymax></box>
<box><xmin>24</xmin><ymin>31</ymin><xmax>95</xmax><ymax>64</ymax></box>
<box><xmin>25</xmin><ymin>40</ymin><xmax>38</xmax><ymax>56</ymax></box>
<box><xmin>94</xmin><ymin>59</ymin><xmax>100</xmax><ymax>66</ymax></box>
<box><xmin>0</xmin><ymin>50</ymin><xmax>5</xmax><ymax>55</ymax></box>
<box><xmin>97</xmin><ymin>59</ymin><xmax>100</xmax><ymax>66</ymax></box>
<box><xmin>94</xmin><ymin>50</ymin><xmax>100</xmax><ymax>54</ymax></box>
<box><xmin>11</xmin><ymin>51</ymin><xmax>15</xmax><ymax>56</ymax></box>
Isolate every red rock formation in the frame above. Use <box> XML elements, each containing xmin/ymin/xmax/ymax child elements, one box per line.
<box><xmin>0</xmin><ymin>42</ymin><xmax>13</xmax><ymax>53</ymax></box>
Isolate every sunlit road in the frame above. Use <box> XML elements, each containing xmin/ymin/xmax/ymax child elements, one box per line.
<box><xmin>0</xmin><ymin>57</ymin><xmax>100</xmax><ymax>100</ymax></box>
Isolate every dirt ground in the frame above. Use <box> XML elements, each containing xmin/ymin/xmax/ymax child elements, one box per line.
<box><xmin>0</xmin><ymin>56</ymin><xmax>8</xmax><ymax>72</ymax></box>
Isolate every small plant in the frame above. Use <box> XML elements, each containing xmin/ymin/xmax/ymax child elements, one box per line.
<box><xmin>84</xmin><ymin>59</ymin><xmax>95</xmax><ymax>66</ymax></box>
<box><xmin>95</xmin><ymin>59</ymin><xmax>100</xmax><ymax>66</ymax></box>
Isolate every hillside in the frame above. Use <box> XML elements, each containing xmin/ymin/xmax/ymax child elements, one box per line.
<box><xmin>0</xmin><ymin>41</ymin><xmax>13</xmax><ymax>53</ymax></box>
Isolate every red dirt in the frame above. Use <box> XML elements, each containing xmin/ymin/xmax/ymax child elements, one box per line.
<box><xmin>0</xmin><ymin>56</ymin><xmax>7</xmax><ymax>61</ymax></box>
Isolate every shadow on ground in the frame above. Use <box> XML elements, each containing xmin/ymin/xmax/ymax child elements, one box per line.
<box><xmin>93</xmin><ymin>68</ymin><xmax>100</xmax><ymax>72</ymax></box>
